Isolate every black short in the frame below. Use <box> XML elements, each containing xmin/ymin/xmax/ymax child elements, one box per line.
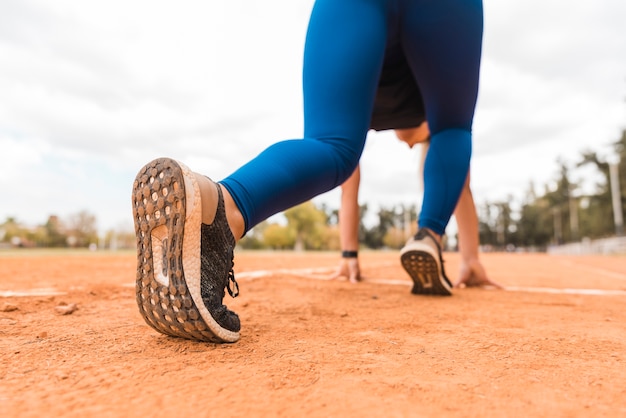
<box><xmin>370</xmin><ymin>45</ymin><xmax>426</xmax><ymax>131</ymax></box>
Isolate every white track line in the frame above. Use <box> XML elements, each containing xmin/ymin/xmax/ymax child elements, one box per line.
<box><xmin>503</xmin><ymin>286</ymin><xmax>626</xmax><ymax>296</ymax></box>
<box><xmin>0</xmin><ymin>288</ymin><xmax>67</xmax><ymax>297</ymax></box>
<box><xmin>9</xmin><ymin>263</ymin><xmax>625</xmax><ymax>298</ymax></box>
<box><xmin>556</xmin><ymin>259</ymin><xmax>626</xmax><ymax>281</ymax></box>
<box><xmin>236</xmin><ymin>267</ymin><xmax>626</xmax><ymax>296</ymax></box>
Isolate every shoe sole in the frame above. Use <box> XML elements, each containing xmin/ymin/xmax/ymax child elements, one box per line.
<box><xmin>400</xmin><ymin>246</ymin><xmax>452</xmax><ymax>296</ymax></box>
<box><xmin>132</xmin><ymin>157</ymin><xmax>240</xmax><ymax>343</ymax></box>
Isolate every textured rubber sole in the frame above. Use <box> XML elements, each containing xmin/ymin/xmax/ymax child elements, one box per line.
<box><xmin>132</xmin><ymin>158</ymin><xmax>240</xmax><ymax>343</ymax></box>
<box><xmin>400</xmin><ymin>249</ymin><xmax>452</xmax><ymax>296</ymax></box>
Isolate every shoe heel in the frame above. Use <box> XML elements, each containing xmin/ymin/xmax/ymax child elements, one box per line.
<box><xmin>132</xmin><ymin>158</ymin><xmax>240</xmax><ymax>342</ymax></box>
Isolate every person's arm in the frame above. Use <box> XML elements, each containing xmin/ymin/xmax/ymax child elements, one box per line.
<box><xmin>455</xmin><ymin>174</ymin><xmax>479</xmax><ymax>263</ymax></box>
<box><xmin>453</xmin><ymin>174</ymin><xmax>502</xmax><ymax>288</ymax></box>
<box><xmin>331</xmin><ymin>165</ymin><xmax>362</xmax><ymax>283</ymax></box>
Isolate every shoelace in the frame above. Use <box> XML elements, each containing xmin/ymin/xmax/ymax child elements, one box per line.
<box><xmin>224</xmin><ymin>245</ymin><xmax>239</xmax><ymax>298</ymax></box>
<box><xmin>226</xmin><ymin>261</ymin><xmax>239</xmax><ymax>298</ymax></box>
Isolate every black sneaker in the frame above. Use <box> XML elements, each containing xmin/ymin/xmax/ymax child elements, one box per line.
<box><xmin>132</xmin><ymin>158</ymin><xmax>241</xmax><ymax>343</ymax></box>
<box><xmin>400</xmin><ymin>229</ymin><xmax>453</xmax><ymax>296</ymax></box>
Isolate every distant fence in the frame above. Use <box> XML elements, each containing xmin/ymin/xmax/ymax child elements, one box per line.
<box><xmin>548</xmin><ymin>236</ymin><xmax>626</xmax><ymax>255</ymax></box>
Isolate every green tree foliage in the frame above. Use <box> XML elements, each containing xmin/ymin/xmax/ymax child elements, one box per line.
<box><xmin>478</xmin><ymin>131</ymin><xmax>626</xmax><ymax>249</ymax></box>
<box><xmin>42</xmin><ymin>215</ymin><xmax>67</xmax><ymax>247</ymax></box>
<box><xmin>0</xmin><ymin>217</ymin><xmax>22</xmax><ymax>245</ymax></box>
<box><xmin>262</xmin><ymin>223</ymin><xmax>296</xmax><ymax>250</ymax></box>
<box><xmin>516</xmin><ymin>185</ymin><xmax>552</xmax><ymax>249</ymax></box>
<box><xmin>382</xmin><ymin>227</ymin><xmax>406</xmax><ymax>249</ymax></box>
<box><xmin>577</xmin><ymin>149</ymin><xmax>618</xmax><ymax>237</ymax></box>
<box><xmin>363</xmin><ymin>206</ymin><xmax>396</xmax><ymax>249</ymax></box>
<box><xmin>284</xmin><ymin>201</ymin><xmax>329</xmax><ymax>250</ymax></box>
<box><xmin>1</xmin><ymin>211</ymin><xmax>99</xmax><ymax>248</ymax></box>
<box><xmin>238</xmin><ymin>221</ymin><xmax>270</xmax><ymax>250</ymax></box>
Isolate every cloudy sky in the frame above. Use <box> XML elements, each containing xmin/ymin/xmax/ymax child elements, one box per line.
<box><xmin>1</xmin><ymin>0</ymin><xmax>625</xmax><ymax>235</ymax></box>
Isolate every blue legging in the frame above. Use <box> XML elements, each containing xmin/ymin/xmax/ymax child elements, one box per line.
<box><xmin>220</xmin><ymin>0</ymin><xmax>483</xmax><ymax>236</ymax></box>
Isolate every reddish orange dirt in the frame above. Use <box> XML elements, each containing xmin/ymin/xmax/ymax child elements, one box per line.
<box><xmin>1</xmin><ymin>250</ymin><xmax>626</xmax><ymax>417</ymax></box>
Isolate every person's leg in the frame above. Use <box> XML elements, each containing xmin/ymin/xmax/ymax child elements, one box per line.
<box><xmin>398</xmin><ymin>0</ymin><xmax>483</xmax><ymax>296</ymax></box>
<box><xmin>133</xmin><ymin>0</ymin><xmax>391</xmax><ymax>343</ymax></box>
<box><xmin>220</xmin><ymin>0</ymin><xmax>389</xmax><ymax>236</ymax></box>
<box><xmin>401</xmin><ymin>0</ymin><xmax>483</xmax><ymax>236</ymax></box>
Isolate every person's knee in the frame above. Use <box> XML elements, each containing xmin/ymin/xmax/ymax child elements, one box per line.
<box><xmin>313</xmin><ymin>136</ymin><xmax>363</xmax><ymax>187</ymax></box>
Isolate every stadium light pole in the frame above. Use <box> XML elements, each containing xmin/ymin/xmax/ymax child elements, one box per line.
<box><xmin>568</xmin><ymin>184</ymin><xmax>579</xmax><ymax>242</ymax></box>
<box><xmin>608</xmin><ymin>155</ymin><xmax>623</xmax><ymax>236</ymax></box>
<box><xmin>552</xmin><ymin>207</ymin><xmax>562</xmax><ymax>245</ymax></box>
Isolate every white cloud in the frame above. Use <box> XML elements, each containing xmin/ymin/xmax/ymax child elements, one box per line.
<box><xmin>1</xmin><ymin>0</ymin><xmax>625</xmax><ymax>234</ymax></box>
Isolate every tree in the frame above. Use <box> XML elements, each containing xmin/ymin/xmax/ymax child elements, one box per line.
<box><xmin>477</xmin><ymin>201</ymin><xmax>497</xmax><ymax>247</ymax></box>
<box><xmin>0</xmin><ymin>217</ymin><xmax>21</xmax><ymax>244</ymax></box>
<box><xmin>517</xmin><ymin>197</ymin><xmax>551</xmax><ymax>249</ymax></box>
<box><xmin>66</xmin><ymin>210</ymin><xmax>98</xmax><ymax>247</ymax></box>
<box><xmin>239</xmin><ymin>220</ymin><xmax>271</xmax><ymax>250</ymax></box>
<box><xmin>43</xmin><ymin>215</ymin><xmax>67</xmax><ymax>247</ymax></box>
<box><xmin>284</xmin><ymin>201</ymin><xmax>328</xmax><ymax>250</ymax></box>
<box><xmin>363</xmin><ymin>206</ymin><xmax>396</xmax><ymax>249</ymax></box>
<box><xmin>382</xmin><ymin>226</ymin><xmax>406</xmax><ymax>249</ymax></box>
<box><xmin>577</xmin><ymin>150</ymin><xmax>616</xmax><ymax>238</ymax></box>
<box><xmin>262</xmin><ymin>223</ymin><xmax>296</xmax><ymax>250</ymax></box>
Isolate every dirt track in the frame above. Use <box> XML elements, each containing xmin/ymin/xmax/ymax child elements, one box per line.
<box><xmin>1</xmin><ymin>250</ymin><xmax>626</xmax><ymax>417</ymax></box>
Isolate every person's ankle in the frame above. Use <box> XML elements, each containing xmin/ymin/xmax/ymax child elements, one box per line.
<box><xmin>192</xmin><ymin>173</ymin><xmax>244</xmax><ymax>241</ymax></box>
<box><xmin>193</xmin><ymin>173</ymin><xmax>219</xmax><ymax>225</ymax></box>
<box><xmin>421</xmin><ymin>228</ymin><xmax>442</xmax><ymax>246</ymax></box>
<box><xmin>219</xmin><ymin>185</ymin><xmax>245</xmax><ymax>241</ymax></box>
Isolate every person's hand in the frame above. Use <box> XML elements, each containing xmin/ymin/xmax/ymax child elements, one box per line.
<box><xmin>330</xmin><ymin>258</ymin><xmax>362</xmax><ymax>283</ymax></box>
<box><xmin>454</xmin><ymin>258</ymin><xmax>503</xmax><ymax>289</ymax></box>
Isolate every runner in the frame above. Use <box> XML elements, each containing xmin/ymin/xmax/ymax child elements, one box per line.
<box><xmin>332</xmin><ymin>42</ymin><xmax>497</xmax><ymax>288</ymax></box>
<box><xmin>132</xmin><ymin>0</ymin><xmax>484</xmax><ymax>342</ymax></box>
